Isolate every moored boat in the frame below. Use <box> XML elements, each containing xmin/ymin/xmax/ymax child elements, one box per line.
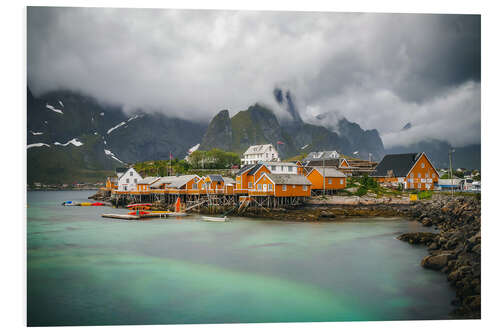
<box><xmin>202</xmin><ymin>216</ymin><xmax>228</xmax><ymax>222</ymax></box>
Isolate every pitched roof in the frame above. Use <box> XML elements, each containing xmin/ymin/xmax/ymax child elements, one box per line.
<box><xmin>372</xmin><ymin>153</ymin><xmax>422</xmax><ymax>177</ymax></box>
<box><xmin>222</xmin><ymin>177</ymin><xmax>236</xmax><ymax>184</ymax></box>
<box><xmin>312</xmin><ymin>167</ymin><xmax>346</xmax><ymax>178</ymax></box>
<box><xmin>262</xmin><ymin>161</ymin><xmax>297</xmax><ymax>167</ymax></box>
<box><xmin>206</xmin><ymin>174</ymin><xmax>224</xmax><ymax>183</ymax></box>
<box><xmin>304</xmin><ymin>159</ymin><xmax>340</xmax><ymax>167</ymax></box>
<box><xmin>150</xmin><ymin>175</ymin><xmax>199</xmax><ymax>188</ymax></box>
<box><xmin>137</xmin><ymin>176</ymin><xmax>161</xmax><ymax>185</ymax></box>
<box><xmin>243</xmin><ymin>144</ymin><xmax>275</xmax><ymax>155</ymax></box>
<box><xmin>263</xmin><ymin>173</ymin><xmax>311</xmax><ymax>185</ymax></box>
<box><xmin>303</xmin><ymin>151</ymin><xmax>340</xmax><ymax>161</ymax></box>
<box><xmin>248</xmin><ymin>164</ymin><xmax>268</xmax><ymax>175</ymax></box>
<box><xmin>235</xmin><ymin>164</ymin><xmax>255</xmax><ymax>176</ymax></box>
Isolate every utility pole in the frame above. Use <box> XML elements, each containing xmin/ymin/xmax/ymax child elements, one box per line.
<box><xmin>449</xmin><ymin>148</ymin><xmax>455</xmax><ymax>197</ymax></box>
<box><xmin>323</xmin><ymin>156</ymin><xmax>326</xmax><ymax>196</ymax></box>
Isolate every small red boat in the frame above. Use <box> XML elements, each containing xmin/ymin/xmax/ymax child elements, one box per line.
<box><xmin>91</xmin><ymin>202</ymin><xmax>105</xmax><ymax>206</ymax></box>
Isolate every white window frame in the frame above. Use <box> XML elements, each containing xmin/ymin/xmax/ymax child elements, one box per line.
<box><xmin>340</xmin><ymin>179</ymin><xmax>344</xmax><ymax>184</ymax></box>
<box><xmin>268</xmin><ymin>184</ymin><xmax>273</xmax><ymax>191</ymax></box>
<box><xmin>328</xmin><ymin>179</ymin><xmax>332</xmax><ymax>184</ymax></box>
<box><xmin>257</xmin><ymin>184</ymin><xmax>262</xmax><ymax>190</ymax></box>
<box><xmin>248</xmin><ymin>182</ymin><xmax>253</xmax><ymax>189</ymax></box>
<box><xmin>283</xmin><ymin>185</ymin><xmax>287</xmax><ymax>191</ymax></box>
<box><xmin>302</xmin><ymin>185</ymin><xmax>307</xmax><ymax>191</ymax></box>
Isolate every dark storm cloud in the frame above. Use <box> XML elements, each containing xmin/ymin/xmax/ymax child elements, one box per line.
<box><xmin>27</xmin><ymin>7</ymin><xmax>480</xmax><ymax>148</ymax></box>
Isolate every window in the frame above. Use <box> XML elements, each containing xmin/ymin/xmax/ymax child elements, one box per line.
<box><xmin>328</xmin><ymin>179</ymin><xmax>332</xmax><ymax>184</ymax></box>
<box><xmin>293</xmin><ymin>185</ymin><xmax>296</xmax><ymax>188</ymax></box>
<box><xmin>193</xmin><ymin>183</ymin><xmax>198</xmax><ymax>190</ymax></box>
<box><xmin>410</xmin><ymin>173</ymin><xmax>414</xmax><ymax>178</ymax></box>
<box><xmin>257</xmin><ymin>184</ymin><xmax>262</xmax><ymax>190</ymax></box>
<box><xmin>124</xmin><ymin>186</ymin><xmax>127</xmax><ymax>191</ymax></box>
<box><xmin>266</xmin><ymin>153</ymin><xmax>269</xmax><ymax>158</ymax></box>
<box><xmin>288</xmin><ymin>166</ymin><xmax>293</xmax><ymax>172</ymax></box>
<box><xmin>418</xmin><ymin>173</ymin><xmax>421</xmax><ymax>178</ymax></box>
<box><xmin>126</xmin><ymin>178</ymin><xmax>130</xmax><ymax>183</ymax></box>
<box><xmin>303</xmin><ymin>185</ymin><xmax>307</xmax><ymax>191</ymax></box>
<box><xmin>283</xmin><ymin>185</ymin><xmax>287</xmax><ymax>191</ymax></box>
<box><xmin>432</xmin><ymin>173</ymin><xmax>436</xmax><ymax>179</ymax></box>
<box><xmin>134</xmin><ymin>179</ymin><xmax>137</xmax><ymax>184</ymax></box>
<box><xmin>271</xmin><ymin>166</ymin><xmax>276</xmax><ymax>171</ymax></box>
<box><xmin>272</xmin><ymin>154</ymin><xmax>275</xmax><ymax>158</ymax></box>
<box><xmin>421</xmin><ymin>163</ymin><xmax>425</xmax><ymax>168</ymax></box>
<box><xmin>248</xmin><ymin>182</ymin><xmax>253</xmax><ymax>189</ymax></box>
<box><xmin>418</xmin><ymin>183</ymin><xmax>421</xmax><ymax>188</ymax></box>
<box><xmin>130</xmin><ymin>171</ymin><xmax>133</xmax><ymax>176</ymax></box>
<box><xmin>425</xmin><ymin>173</ymin><xmax>429</xmax><ymax>178</ymax></box>
<box><xmin>340</xmin><ymin>179</ymin><xmax>344</xmax><ymax>184</ymax></box>
<box><xmin>269</xmin><ymin>184</ymin><xmax>273</xmax><ymax>191</ymax></box>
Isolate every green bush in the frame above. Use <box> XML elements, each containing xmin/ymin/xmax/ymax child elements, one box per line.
<box><xmin>355</xmin><ymin>186</ymin><xmax>368</xmax><ymax>196</ymax></box>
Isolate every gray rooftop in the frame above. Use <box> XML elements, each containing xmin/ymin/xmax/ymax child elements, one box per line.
<box><xmin>264</xmin><ymin>173</ymin><xmax>311</xmax><ymax>185</ymax></box>
<box><xmin>312</xmin><ymin>167</ymin><xmax>347</xmax><ymax>178</ymax></box>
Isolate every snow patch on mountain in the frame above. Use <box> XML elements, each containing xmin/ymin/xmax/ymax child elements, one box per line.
<box><xmin>27</xmin><ymin>143</ymin><xmax>50</xmax><ymax>149</ymax></box>
<box><xmin>107</xmin><ymin>114</ymin><xmax>143</xmax><ymax>135</ymax></box>
<box><xmin>58</xmin><ymin>100</ymin><xmax>64</xmax><ymax>107</ymax></box>
<box><xmin>54</xmin><ymin>138</ymin><xmax>83</xmax><ymax>147</ymax></box>
<box><xmin>46</xmin><ymin>104</ymin><xmax>63</xmax><ymax>114</ymax></box>
<box><xmin>30</xmin><ymin>131</ymin><xmax>44</xmax><ymax>135</ymax></box>
<box><xmin>104</xmin><ymin>149</ymin><xmax>124</xmax><ymax>164</ymax></box>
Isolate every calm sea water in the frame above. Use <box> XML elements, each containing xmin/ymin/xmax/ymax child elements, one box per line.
<box><xmin>27</xmin><ymin>190</ymin><xmax>455</xmax><ymax>326</ymax></box>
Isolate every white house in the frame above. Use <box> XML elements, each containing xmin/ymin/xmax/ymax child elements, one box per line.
<box><xmin>241</xmin><ymin>144</ymin><xmax>280</xmax><ymax>165</ymax></box>
<box><xmin>262</xmin><ymin>161</ymin><xmax>298</xmax><ymax>174</ymax></box>
<box><xmin>117</xmin><ymin>167</ymin><xmax>143</xmax><ymax>191</ymax></box>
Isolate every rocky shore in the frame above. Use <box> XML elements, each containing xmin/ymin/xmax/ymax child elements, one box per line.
<box><xmin>396</xmin><ymin>196</ymin><xmax>481</xmax><ymax>319</ymax></box>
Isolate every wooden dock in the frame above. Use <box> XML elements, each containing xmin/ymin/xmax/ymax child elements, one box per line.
<box><xmin>102</xmin><ymin>213</ymin><xmax>140</xmax><ymax>220</ymax></box>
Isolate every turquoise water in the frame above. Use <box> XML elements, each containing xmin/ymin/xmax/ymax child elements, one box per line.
<box><xmin>27</xmin><ymin>191</ymin><xmax>455</xmax><ymax>326</ymax></box>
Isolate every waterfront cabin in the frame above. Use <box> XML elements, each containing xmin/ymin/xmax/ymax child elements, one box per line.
<box><xmin>223</xmin><ymin>177</ymin><xmax>236</xmax><ymax>195</ymax></box>
<box><xmin>116</xmin><ymin>167</ymin><xmax>143</xmax><ymax>192</ymax></box>
<box><xmin>204</xmin><ymin>174</ymin><xmax>225</xmax><ymax>193</ymax></box>
<box><xmin>371</xmin><ymin>152</ymin><xmax>439</xmax><ymax>190</ymax></box>
<box><xmin>235</xmin><ymin>163</ymin><xmax>271</xmax><ymax>193</ymax></box>
<box><xmin>253</xmin><ymin>173</ymin><xmax>312</xmax><ymax>197</ymax></box>
<box><xmin>137</xmin><ymin>177</ymin><xmax>161</xmax><ymax>192</ymax></box>
<box><xmin>241</xmin><ymin>144</ymin><xmax>280</xmax><ymax>165</ymax></box>
<box><xmin>306</xmin><ymin>167</ymin><xmax>347</xmax><ymax>192</ymax></box>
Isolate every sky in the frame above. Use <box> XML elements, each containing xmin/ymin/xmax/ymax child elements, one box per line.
<box><xmin>27</xmin><ymin>7</ymin><xmax>480</xmax><ymax>148</ymax></box>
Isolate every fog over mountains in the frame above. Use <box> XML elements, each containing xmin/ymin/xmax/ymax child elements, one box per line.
<box><xmin>26</xmin><ymin>8</ymin><xmax>481</xmax><ymax>182</ymax></box>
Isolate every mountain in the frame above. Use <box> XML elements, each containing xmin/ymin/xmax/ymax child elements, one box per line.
<box><xmin>386</xmin><ymin>140</ymin><xmax>481</xmax><ymax>170</ymax></box>
<box><xmin>199</xmin><ymin>102</ymin><xmax>384</xmax><ymax>161</ymax></box>
<box><xmin>27</xmin><ymin>87</ymin><xmax>207</xmax><ymax>184</ymax></box>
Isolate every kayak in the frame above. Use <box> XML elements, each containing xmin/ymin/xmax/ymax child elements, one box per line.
<box><xmin>127</xmin><ymin>210</ymin><xmax>151</xmax><ymax>216</ymax></box>
<box><xmin>62</xmin><ymin>201</ymin><xmax>78</xmax><ymax>206</ymax></box>
<box><xmin>91</xmin><ymin>202</ymin><xmax>105</xmax><ymax>206</ymax></box>
<box><xmin>127</xmin><ymin>203</ymin><xmax>152</xmax><ymax>209</ymax></box>
<box><xmin>80</xmin><ymin>202</ymin><xmax>92</xmax><ymax>206</ymax></box>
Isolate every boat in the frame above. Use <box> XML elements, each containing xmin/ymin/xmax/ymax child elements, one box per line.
<box><xmin>150</xmin><ymin>210</ymin><xmax>172</xmax><ymax>214</ymax></box>
<box><xmin>62</xmin><ymin>201</ymin><xmax>78</xmax><ymax>206</ymax></box>
<box><xmin>80</xmin><ymin>202</ymin><xmax>92</xmax><ymax>206</ymax></box>
<box><xmin>202</xmin><ymin>216</ymin><xmax>229</xmax><ymax>222</ymax></box>
<box><xmin>91</xmin><ymin>202</ymin><xmax>105</xmax><ymax>206</ymax></box>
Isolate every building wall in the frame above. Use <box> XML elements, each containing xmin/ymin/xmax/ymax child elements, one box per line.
<box><xmin>306</xmin><ymin>169</ymin><xmax>346</xmax><ymax>190</ymax></box>
<box><xmin>275</xmin><ymin>183</ymin><xmax>311</xmax><ymax>197</ymax></box>
<box><xmin>117</xmin><ymin>168</ymin><xmax>142</xmax><ymax>191</ymax></box>
<box><xmin>253</xmin><ymin>175</ymin><xmax>311</xmax><ymax>197</ymax></box>
<box><xmin>405</xmin><ymin>154</ymin><xmax>439</xmax><ymax>190</ymax></box>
